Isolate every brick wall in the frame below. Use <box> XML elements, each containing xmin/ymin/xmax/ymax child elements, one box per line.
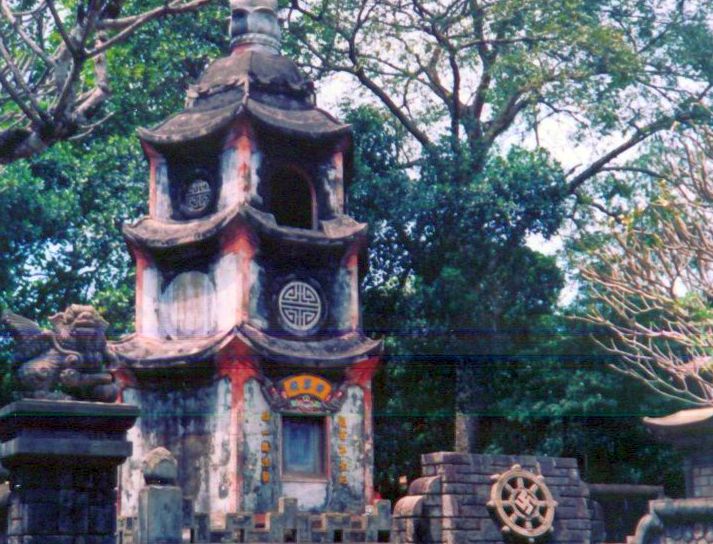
<box><xmin>392</xmin><ymin>452</ymin><xmax>594</xmax><ymax>544</ymax></box>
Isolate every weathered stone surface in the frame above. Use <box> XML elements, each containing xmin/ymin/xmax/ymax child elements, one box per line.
<box><xmin>394</xmin><ymin>496</ymin><xmax>424</xmax><ymax>518</ymax></box>
<box><xmin>142</xmin><ymin>447</ymin><xmax>178</xmax><ymax>485</ymax></box>
<box><xmin>392</xmin><ymin>453</ymin><xmax>592</xmax><ymax>544</ymax></box>
<box><xmin>138</xmin><ymin>486</ymin><xmax>182</xmax><ymax>544</ymax></box>
<box><xmin>0</xmin><ymin>400</ymin><xmax>137</xmax><ymax>544</ymax></box>
<box><xmin>1</xmin><ymin>306</ymin><xmax>120</xmax><ymax>402</ymax></box>
<box><xmin>408</xmin><ymin>476</ymin><xmax>441</xmax><ymax>496</ymax></box>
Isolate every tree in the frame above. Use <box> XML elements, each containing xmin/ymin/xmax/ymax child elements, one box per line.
<box><xmin>578</xmin><ymin>127</ymin><xmax>713</xmax><ymax>406</ymax></box>
<box><xmin>0</xmin><ymin>0</ymin><xmax>216</xmax><ymax>164</ymax></box>
<box><xmin>489</xmin><ymin>310</ymin><xmax>684</xmax><ymax>495</ymax></box>
<box><xmin>288</xmin><ymin>0</ymin><xmax>713</xmax><ymax>186</ymax></box>
<box><xmin>290</xmin><ymin>0</ymin><xmax>713</xmax><ymax>451</ymax></box>
<box><xmin>0</xmin><ymin>2</ymin><xmax>229</xmax><ymax>328</ymax></box>
<box><xmin>347</xmin><ymin>104</ymin><xmax>566</xmax><ymax>477</ymax></box>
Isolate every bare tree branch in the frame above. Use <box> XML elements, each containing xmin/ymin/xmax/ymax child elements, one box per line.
<box><xmin>577</xmin><ymin>127</ymin><xmax>713</xmax><ymax>405</ymax></box>
<box><xmin>0</xmin><ymin>0</ymin><xmax>217</xmax><ymax>164</ymax></box>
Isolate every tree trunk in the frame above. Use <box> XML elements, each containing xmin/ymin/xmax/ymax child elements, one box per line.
<box><xmin>454</xmin><ymin>360</ymin><xmax>485</xmax><ymax>453</ymax></box>
<box><xmin>454</xmin><ymin>412</ymin><xmax>478</xmax><ymax>453</ymax></box>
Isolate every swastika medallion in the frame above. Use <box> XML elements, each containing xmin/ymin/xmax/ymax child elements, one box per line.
<box><xmin>487</xmin><ymin>465</ymin><xmax>557</xmax><ymax>543</ymax></box>
<box><xmin>278</xmin><ymin>281</ymin><xmax>323</xmax><ymax>333</ymax></box>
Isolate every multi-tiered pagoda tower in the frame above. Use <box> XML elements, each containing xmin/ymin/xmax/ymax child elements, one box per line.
<box><xmin>112</xmin><ymin>0</ymin><xmax>381</xmax><ymax>523</ymax></box>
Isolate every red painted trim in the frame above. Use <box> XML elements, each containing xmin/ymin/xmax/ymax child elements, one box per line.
<box><xmin>217</xmin><ymin>337</ymin><xmax>261</xmax><ymax>513</ymax></box>
<box><xmin>333</xmin><ymin>152</ymin><xmax>344</xmax><ymax>214</ymax></box>
<box><xmin>345</xmin><ymin>357</ymin><xmax>379</xmax><ymax>387</ymax></box>
<box><xmin>235</xmin><ymin>121</ymin><xmax>253</xmax><ymax>199</ymax></box>
<box><xmin>114</xmin><ymin>367</ymin><xmax>138</xmax><ymax>391</ymax></box>
<box><xmin>141</xmin><ymin>142</ymin><xmax>161</xmax><ymax>217</ymax></box>
<box><xmin>345</xmin><ymin>356</ymin><xmax>380</xmax><ymax>506</ymax></box>
<box><xmin>133</xmin><ymin>250</ymin><xmax>150</xmax><ymax>334</ymax></box>
<box><xmin>220</xmin><ymin>223</ymin><xmax>256</xmax><ymax>324</ymax></box>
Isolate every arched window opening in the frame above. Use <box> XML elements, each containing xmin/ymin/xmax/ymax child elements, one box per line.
<box><xmin>269</xmin><ymin>167</ymin><xmax>316</xmax><ymax>229</ymax></box>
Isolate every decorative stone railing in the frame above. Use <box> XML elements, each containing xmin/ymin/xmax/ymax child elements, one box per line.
<box><xmin>628</xmin><ymin>498</ymin><xmax>713</xmax><ymax>544</ymax></box>
<box><xmin>119</xmin><ymin>450</ymin><xmax>392</xmax><ymax>544</ymax></box>
<box><xmin>120</xmin><ymin>500</ymin><xmax>392</xmax><ymax>544</ymax></box>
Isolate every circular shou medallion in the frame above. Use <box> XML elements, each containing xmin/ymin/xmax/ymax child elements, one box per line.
<box><xmin>180</xmin><ymin>178</ymin><xmax>213</xmax><ymax>218</ymax></box>
<box><xmin>487</xmin><ymin>464</ymin><xmax>558</xmax><ymax>543</ymax></box>
<box><xmin>278</xmin><ymin>281</ymin><xmax>323</xmax><ymax>333</ymax></box>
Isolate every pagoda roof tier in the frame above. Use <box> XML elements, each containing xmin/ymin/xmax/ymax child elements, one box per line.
<box><xmin>123</xmin><ymin>204</ymin><xmax>367</xmax><ymax>254</ymax></box>
<box><xmin>137</xmin><ymin>50</ymin><xmax>349</xmax><ymax>146</ymax></box>
<box><xmin>110</xmin><ymin>325</ymin><xmax>382</xmax><ymax>372</ymax></box>
<box><xmin>111</xmin><ymin>331</ymin><xmax>234</xmax><ymax>371</ymax></box>
<box><xmin>238</xmin><ymin>323</ymin><xmax>382</xmax><ymax>368</ymax></box>
<box><xmin>644</xmin><ymin>407</ymin><xmax>713</xmax><ymax>448</ymax></box>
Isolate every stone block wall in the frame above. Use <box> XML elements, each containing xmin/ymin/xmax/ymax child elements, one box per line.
<box><xmin>6</xmin><ymin>465</ymin><xmax>117</xmax><ymax>544</ymax></box>
<box><xmin>0</xmin><ymin>400</ymin><xmax>138</xmax><ymax>544</ymax></box>
<box><xmin>393</xmin><ymin>452</ymin><xmax>594</xmax><ymax>544</ymax></box>
<box><xmin>683</xmin><ymin>453</ymin><xmax>713</xmax><ymax>498</ymax></box>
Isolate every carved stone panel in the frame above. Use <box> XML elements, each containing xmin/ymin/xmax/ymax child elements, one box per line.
<box><xmin>488</xmin><ymin>464</ymin><xmax>558</xmax><ymax>543</ymax></box>
<box><xmin>277</xmin><ymin>280</ymin><xmax>323</xmax><ymax>334</ymax></box>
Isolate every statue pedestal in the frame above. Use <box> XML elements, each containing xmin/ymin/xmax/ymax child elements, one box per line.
<box><xmin>0</xmin><ymin>399</ymin><xmax>138</xmax><ymax>543</ymax></box>
<box><xmin>644</xmin><ymin>407</ymin><xmax>713</xmax><ymax>498</ymax></box>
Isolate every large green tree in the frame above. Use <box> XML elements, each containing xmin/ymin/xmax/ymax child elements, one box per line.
<box><xmin>0</xmin><ymin>2</ymin><xmax>229</xmax><ymax>327</ymax></box>
<box><xmin>348</xmin><ymin>104</ymin><xmax>683</xmax><ymax>499</ymax></box>
<box><xmin>288</xmin><ymin>0</ymin><xmax>713</xmax><ymax>451</ymax></box>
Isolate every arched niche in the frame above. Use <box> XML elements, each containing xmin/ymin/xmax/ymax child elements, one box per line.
<box><xmin>268</xmin><ymin>166</ymin><xmax>317</xmax><ymax>230</ymax></box>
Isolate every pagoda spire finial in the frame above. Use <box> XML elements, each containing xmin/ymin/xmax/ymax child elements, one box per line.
<box><xmin>230</xmin><ymin>0</ymin><xmax>281</xmax><ymax>55</ymax></box>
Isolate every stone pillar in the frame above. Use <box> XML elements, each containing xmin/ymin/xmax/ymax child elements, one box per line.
<box><xmin>0</xmin><ymin>399</ymin><xmax>138</xmax><ymax>544</ymax></box>
<box><xmin>644</xmin><ymin>407</ymin><xmax>713</xmax><ymax>498</ymax></box>
<box><xmin>137</xmin><ymin>448</ymin><xmax>181</xmax><ymax>544</ymax></box>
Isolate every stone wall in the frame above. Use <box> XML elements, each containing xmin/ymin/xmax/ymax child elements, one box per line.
<box><xmin>683</xmin><ymin>453</ymin><xmax>713</xmax><ymax>498</ymax></box>
<box><xmin>120</xmin><ymin>380</ymin><xmax>233</xmax><ymax>523</ymax></box>
<box><xmin>393</xmin><ymin>452</ymin><xmax>593</xmax><ymax>544</ymax></box>
<box><xmin>0</xmin><ymin>400</ymin><xmax>137</xmax><ymax>544</ymax></box>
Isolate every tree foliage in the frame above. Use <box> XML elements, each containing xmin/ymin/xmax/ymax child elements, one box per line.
<box><xmin>0</xmin><ymin>0</ymin><xmax>217</xmax><ymax>164</ymax></box>
<box><xmin>290</xmin><ymin>0</ymin><xmax>713</xmax><ymax>449</ymax></box>
<box><xmin>349</xmin><ymin>105</ymin><xmax>682</xmax><ymax>499</ymax></box>
<box><xmin>0</xmin><ymin>3</ymin><xmax>228</xmax><ymax>328</ymax></box>
<box><xmin>288</xmin><ymin>0</ymin><xmax>713</xmax><ymax>187</ymax></box>
<box><xmin>0</xmin><ymin>0</ymin><xmax>692</xmax><ymax>498</ymax></box>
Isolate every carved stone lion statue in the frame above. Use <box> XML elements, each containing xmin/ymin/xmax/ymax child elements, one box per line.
<box><xmin>2</xmin><ymin>304</ymin><xmax>119</xmax><ymax>402</ymax></box>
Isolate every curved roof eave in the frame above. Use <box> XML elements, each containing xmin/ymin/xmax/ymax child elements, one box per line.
<box><xmin>137</xmin><ymin>98</ymin><xmax>350</xmax><ymax>147</ymax></box>
<box><xmin>110</xmin><ymin>325</ymin><xmax>382</xmax><ymax>370</ymax></box>
<box><xmin>236</xmin><ymin>323</ymin><xmax>383</xmax><ymax>369</ymax></box>
<box><xmin>123</xmin><ymin>205</ymin><xmax>366</xmax><ymax>252</ymax></box>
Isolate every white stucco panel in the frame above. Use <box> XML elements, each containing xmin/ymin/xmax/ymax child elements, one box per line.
<box><xmin>140</xmin><ymin>265</ymin><xmax>160</xmax><ymax>337</ymax></box>
<box><xmin>214</xmin><ymin>253</ymin><xmax>241</xmax><ymax>330</ymax></box>
<box><xmin>159</xmin><ymin>271</ymin><xmax>217</xmax><ymax>338</ymax></box>
<box><xmin>219</xmin><ymin>147</ymin><xmax>243</xmax><ymax>210</ymax></box>
<box><xmin>282</xmin><ymin>481</ymin><xmax>328</xmax><ymax>511</ymax></box>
